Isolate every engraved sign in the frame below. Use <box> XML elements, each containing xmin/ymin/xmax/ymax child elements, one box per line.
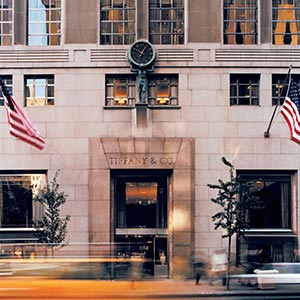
<box><xmin>107</xmin><ymin>154</ymin><xmax>176</xmax><ymax>169</ymax></box>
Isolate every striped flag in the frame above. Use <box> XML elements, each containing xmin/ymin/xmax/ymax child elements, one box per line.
<box><xmin>280</xmin><ymin>76</ymin><xmax>300</xmax><ymax>144</ymax></box>
<box><xmin>0</xmin><ymin>78</ymin><xmax>45</xmax><ymax>150</ymax></box>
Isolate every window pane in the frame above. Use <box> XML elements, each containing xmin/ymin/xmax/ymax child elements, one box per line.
<box><xmin>149</xmin><ymin>0</ymin><xmax>184</xmax><ymax>45</ymax></box>
<box><xmin>25</xmin><ymin>75</ymin><xmax>55</xmax><ymax>106</ymax></box>
<box><xmin>27</xmin><ymin>0</ymin><xmax>61</xmax><ymax>46</ymax></box>
<box><xmin>100</xmin><ymin>0</ymin><xmax>135</xmax><ymax>45</ymax></box>
<box><xmin>224</xmin><ymin>0</ymin><xmax>257</xmax><ymax>44</ymax></box>
<box><xmin>114</xmin><ymin>171</ymin><xmax>169</xmax><ymax>229</ymax></box>
<box><xmin>230</xmin><ymin>74</ymin><xmax>260</xmax><ymax>105</ymax></box>
<box><xmin>272</xmin><ymin>74</ymin><xmax>300</xmax><ymax>105</ymax></box>
<box><xmin>272</xmin><ymin>0</ymin><xmax>300</xmax><ymax>45</ymax></box>
<box><xmin>0</xmin><ymin>174</ymin><xmax>45</xmax><ymax>228</ymax></box>
<box><xmin>126</xmin><ymin>182</ymin><xmax>157</xmax><ymax>228</ymax></box>
<box><xmin>0</xmin><ymin>0</ymin><xmax>13</xmax><ymax>45</ymax></box>
<box><xmin>237</xmin><ymin>170</ymin><xmax>295</xmax><ymax>264</ymax></box>
<box><xmin>238</xmin><ymin>171</ymin><xmax>293</xmax><ymax>230</ymax></box>
<box><xmin>250</xmin><ymin>181</ymin><xmax>290</xmax><ymax>228</ymax></box>
<box><xmin>148</xmin><ymin>74</ymin><xmax>178</xmax><ymax>106</ymax></box>
<box><xmin>105</xmin><ymin>75</ymin><xmax>136</xmax><ymax>106</ymax></box>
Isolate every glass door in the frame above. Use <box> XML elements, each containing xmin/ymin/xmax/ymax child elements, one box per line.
<box><xmin>154</xmin><ymin>236</ymin><xmax>168</xmax><ymax>277</ymax></box>
<box><xmin>112</xmin><ymin>170</ymin><xmax>171</xmax><ymax>278</ymax></box>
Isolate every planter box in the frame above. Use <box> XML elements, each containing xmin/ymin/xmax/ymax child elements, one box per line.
<box><xmin>254</xmin><ymin>269</ymin><xmax>279</xmax><ymax>290</ymax></box>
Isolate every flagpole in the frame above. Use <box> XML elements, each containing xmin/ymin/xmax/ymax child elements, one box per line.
<box><xmin>0</xmin><ymin>77</ymin><xmax>14</xmax><ymax>110</ymax></box>
<box><xmin>264</xmin><ymin>65</ymin><xmax>293</xmax><ymax>138</ymax></box>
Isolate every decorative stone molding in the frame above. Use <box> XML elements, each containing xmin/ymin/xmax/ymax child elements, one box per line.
<box><xmin>89</xmin><ymin>137</ymin><xmax>195</xmax><ymax>279</ymax></box>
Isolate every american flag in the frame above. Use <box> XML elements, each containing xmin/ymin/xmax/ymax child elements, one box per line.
<box><xmin>280</xmin><ymin>77</ymin><xmax>300</xmax><ymax>144</ymax></box>
<box><xmin>0</xmin><ymin>78</ymin><xmax>45</xmax><ymax>150</ymax></box>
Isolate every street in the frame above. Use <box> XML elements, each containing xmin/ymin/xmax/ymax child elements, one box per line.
<box><xmin>0</xmin><ymin>277</ymin><xmax>300</xmax><ymax>300</ymax></box>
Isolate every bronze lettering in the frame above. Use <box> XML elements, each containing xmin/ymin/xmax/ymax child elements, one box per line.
<box><xmin>108</xmin><ymin>155</ymin><xmax>173</xmax><ymax>166</ymax></box>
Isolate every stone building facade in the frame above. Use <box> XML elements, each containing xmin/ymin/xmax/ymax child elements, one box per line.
<box><xmin>0</xmin><ymin>0</ymin><xmax>298</xmax><ymax>279</ymax></box>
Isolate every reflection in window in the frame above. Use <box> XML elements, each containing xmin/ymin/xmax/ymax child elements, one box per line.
<box><xmin>272</xmin><ymin>74</ymin><xmax>286</xmax><ymax>106</ymax></box>
<box><xmin>238</xmin><ymin>171</ymin><xmax>293</xmax><ymax>229</ymax></box>
<box><xmin>27</xmin><ymin>0</ymin><xmax>61</xmax><ymax>46</ymax></box>
<box><xmin>100</xmin><ymin>0</ymin><xmax>135</xmax><ymax>45</ymax></box>
<box><xmin>105</xmin><ymin>74</ymin><xmax>179</xmax><ymax>107</ymax></box>
<box><xmin>272</xmin><ymin>74</ymin><xmax>300</xmax><ymax>105</ymax></box>
<box><xmin>272</xmin><ymin>0</ymin><xmax>300</xmax><ymax>45</ymax></box>
<box><xmin>126</xmin><ymin>182</ymin><xmax>158</xmax><ymax>228</ymax></box>
<box><xmin>230</xmin><ymin>74</ymin><xmax>259</xmax><ymax>105</ymax></box>
<box><xmin>223</xmin><ymin>0</ymin><xmax>257</xmax><ymax>45</ymax></box>
<box><xmin>115</xmin><ymin>172</ymin><xmax>169</xmax><ymax>229</ymax></box>
<box><xmin>149</xmin><ymin>0</ymin><xmax>184</xmax><ymax>45</ymax></box>
<box><xmin>0</xmin><ymin>75</ymin><xmax>12</xmax><ymax>106</ymax></box>
<box><xmin>0</xmin><ymin>0</ymin><xmax>13</xmax><ymax>46</ymax></box>
<box><xmin>25</xmin><ymin>75</ymin><xmax>55</xmax><ymax>106</ymax></box>
<box><xmin>105</xmin><ymin>75</ymin><xmax>136</xmax><ymax>106</ymax></box>
<box><xmin>0</xmin><ymin>173</ymin><xmax>45</xmax><ymax>228</ymax></box>
<box><xmin>237</xmin><ymin>171</ymin><xmax>296</xmax><ymax>264</ymax></box>
<box><xmin>148</xmin><ymin>74</ymin><xmax>178</xmax><ymax>106</ymax></box>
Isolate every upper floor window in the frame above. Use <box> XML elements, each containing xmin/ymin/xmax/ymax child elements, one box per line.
<box><xmin>100</xmin><ymin>0</ymin><xmax>184</xmax><ymax>45</ymax></box>
<box><xmin>223</xmin><ymin>0</ymin><xmax>257</xmax><ymax>44</ymax></box>
<box><xmin>105</xmin><ymin>74</ymin><xmax>179</xmax><ymax>107</ymax></box>
<box><xmin>149</xmin><ymin>0</ymin><xmax>184</xmax><ymax>45</ymax></box>
<box><xmin>0</xmin><ymin>172</ymin><xmax>45</xmax><ymax>228</ymax></box>
<box><xmin>0</xmin><ymin>0</ymin><xmax>13</xmax><ymax>46</ymax></box>
<box><xmin>25</xmin><ymin>75</ymin><xmax>54</xmax><ymax>106</ymax></box>
<box><xmin>27</xmin><ymin>0</ymin><xmax>61</xmax><ymax>46</ymax></box>
<box><xmin>230</xmin><ymin>74</ymin><xmax>259</xmax><ymax>105</ymax></box>
<box><xmin>0</xmin><ymin>75</ymin><xmax>12</xmax><ymax>106</ymax></box>
<box><xmin>272</xmin><ymin>0</ymin><xmax>300</xmax><ymax>45</ymax></box>
<box><xmin>100</xmin><ymin>0</ymin><xmax>135</xmax><ymax>45</ymax></box>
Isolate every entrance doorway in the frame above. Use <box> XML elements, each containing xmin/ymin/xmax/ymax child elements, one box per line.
<box><xmin>112</xmin><ymin>170</ymin><xmax>171</xmax><ymax>278</ymax></box>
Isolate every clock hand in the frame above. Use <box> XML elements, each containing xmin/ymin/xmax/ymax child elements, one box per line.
<box><xmin>133</xmin><ymin>48</ymin><xmax>143</xmax><ymax>55</ymax></box>
<box><xmin>139</xmin><ymin>45</ymin><xmax>147</xmax><ymax>57</ymax></box>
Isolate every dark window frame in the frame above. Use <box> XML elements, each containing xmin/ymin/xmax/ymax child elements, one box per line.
<box><xmin>237</xmin><ymin>170</ymin><xmax>294</xmax><ymax>231</ymax></box>
<box><xmin>100</xmin><ymin>0</ymin><xmax>184</xmax><ymax>45</ymax></box>
<box><xmin>223</xmin><ymin>0</ymin><xmax>258</xmax><ymax>45</ymax></box>
<box><xmin>272</xmin><ymin>0</ymin><xmax>300</xmax><ymax>45</ymax></box>
<box><xmin>0</xmin><ymin>170</ymin><xmax>46</xmax><ymax>229</ymax></box>
<box><xmin>148</xmin><ymin>74</ymin><xmax>179</xmax><ymax>106</ymax></box>
<box><xmin>100</xmin><ymin>0</ymin><xmax>136</xmax><ymax>45</ymax></box>
<box><xmin>149</xmin><ymin>0</ymin><xmax>184</xmax><ymax>45</ymax></box>
<box><xmin>272</xmin><ymin>74</ymin><xmax>300</xmax><ymax>105</ymax></box>
<box><xmin>112</xmin><ymin>169</ymin><xmax>171</xmax><ymax>229</ymax></box>
<box><xmin>105</xmin><ymin>74</ymin><xmax>136</xmax><ymax>107</ymax></box>
<box><xmin>105</xmin><ymin>73</ymin><xmax>180</xmax><ymax>108</ymax></box>
<box><xmin>230</xmin><ymin>74</ymin><xmax>260</xmax><ymax>106</ymax></box>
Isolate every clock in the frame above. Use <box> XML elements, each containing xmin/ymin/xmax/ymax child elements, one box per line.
<box><xmin>128</xmin><ymin>40</ymin><xmax>156</xmax><ymax>68</ymax></box>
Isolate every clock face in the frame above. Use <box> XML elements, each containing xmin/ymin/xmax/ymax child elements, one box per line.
<box><xmin>128</xmin><ymin>40</ymin><xmax>156</xmax><ymax>67</ymax></box>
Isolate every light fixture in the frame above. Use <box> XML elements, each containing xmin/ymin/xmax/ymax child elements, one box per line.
<box><xmin>114</xmin><ymin>98</ymin><xmax>128</xmax><ymax>105</ymax></box>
